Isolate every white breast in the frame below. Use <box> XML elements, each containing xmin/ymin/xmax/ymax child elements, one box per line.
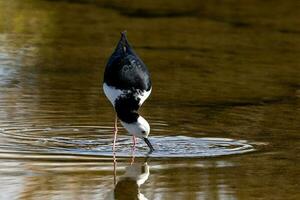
<box><xmin>103</xmin><ymin>83</ymin><xmax>124</xmax><ymax>106</ymax></box>
<box><xmin>103</xmin><ymin>83</ymin><xmax>151</xmax><ymax>107</ymax></box>
<box><xmin>138</xmin><ymin>88</ymin><xmax>151</xmax><ymax>106</ymax></box>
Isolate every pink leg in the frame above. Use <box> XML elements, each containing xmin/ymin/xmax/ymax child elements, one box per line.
<box><xmin>112</xmin><ymin>115</ymin><xmax>118</xmax><ymax>152</ymax></box>
<box><xmin>130</xmin><ymin>137</ymin><xmax>136</xmax><ymax>165</ymax></box>
<box><xmin>132</xmin><ymin>136</ymin><xmax>137</xmax><ymax>148</ymax></box>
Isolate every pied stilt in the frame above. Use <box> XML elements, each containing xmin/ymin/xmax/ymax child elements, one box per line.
<box><xmin>103</xmin><ymin>31</ymin><xmax>154</xmax><ymax>152</ymax></box>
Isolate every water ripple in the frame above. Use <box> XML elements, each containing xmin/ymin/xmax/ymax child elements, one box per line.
<box><xmin>0</xmin><ymin>126</ymin><xmax>258</xmax><ymax>160</ymax></box>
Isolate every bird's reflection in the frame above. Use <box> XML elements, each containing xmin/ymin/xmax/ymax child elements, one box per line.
<box><xmin>109</xmin><ymin>154</ymin><xmax>150</xmax><ymax>200</ymax></box>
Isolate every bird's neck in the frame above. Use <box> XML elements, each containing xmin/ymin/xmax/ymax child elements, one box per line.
<box><xmin>116</xmin><ymin>109</ymin><xmax>139</xmax><ymax>124</ymax></box>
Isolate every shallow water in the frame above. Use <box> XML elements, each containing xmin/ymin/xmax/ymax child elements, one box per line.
<box><xmin>0</xmin><ymin>0</ymin><xmax>299</xmax><ymax>199</ymax></box>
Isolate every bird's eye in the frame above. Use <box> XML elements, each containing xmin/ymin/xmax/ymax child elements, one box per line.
<box><xmin>141</xmin><ymin>131</ymin><xmax>146</xmax><ymax>134</ymax></box>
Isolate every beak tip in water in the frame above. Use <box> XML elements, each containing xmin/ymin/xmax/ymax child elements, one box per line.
<box><xmin>144</xmin><ymin>138</ymin><xmax>155</xmax><ymax>152</ymax></box>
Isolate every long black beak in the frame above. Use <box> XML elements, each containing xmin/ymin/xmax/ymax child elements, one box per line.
<box><xmin>144</xmin><ymin>138</ymin><xmax>155</xmax><ymax>152</ymax></box>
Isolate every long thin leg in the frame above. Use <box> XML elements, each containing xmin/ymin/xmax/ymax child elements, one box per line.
<box><xmin>112</xmin><ymin>115</ymin><xmax>118</xmax><ymax>152</ymax></box>
<box><xmin>132</xmin><ymin>136</ymin><xmax>136</xmax><ymax>148</ymax></box>
<box><xmin>130</xmin><ymin>137</ymin><xmax>136</xmax><ymax>165</ymax></box>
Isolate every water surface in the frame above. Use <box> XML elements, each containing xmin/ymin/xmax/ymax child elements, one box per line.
<box><xmin>0</xmin><ymin>0</ymin><xmax>299</xmax><ymax>199</ymax></box>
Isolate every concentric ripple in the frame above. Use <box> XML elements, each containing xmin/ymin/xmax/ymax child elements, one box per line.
<box><xmin>0</xmin><ymin>126</ymin><xmax>257</xmax><ymax>159</ymax></box>
<box><xmin>99</xmin><ymin>136</ymin><xmax>256</xmax><ymax>158</ymax></box>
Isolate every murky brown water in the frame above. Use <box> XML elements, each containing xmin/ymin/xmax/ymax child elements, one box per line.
<box><xmin>0</xmin><ymin>0</ymin><xmax>299</xmax><ymax>199</ymax></box>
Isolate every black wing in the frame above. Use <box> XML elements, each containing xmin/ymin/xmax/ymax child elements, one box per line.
<box><xmin>104</xmin><ymin>32</ymin><xmax>151</xmax><ymax>91</ymax></box>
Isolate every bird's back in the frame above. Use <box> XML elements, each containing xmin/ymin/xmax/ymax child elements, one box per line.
<box><xmin>104</xmin><ymin>32</ymin><xmax>151</xmax><ymax>92</ymax></box>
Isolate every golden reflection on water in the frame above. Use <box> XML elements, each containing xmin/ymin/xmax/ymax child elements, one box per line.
<box><xmin>0</xmin><ymin>0</ymin><xmax>299</xmax><ymax>199</ymax></box>
<box><xmin>108</xmin><ymin>157</ymin><xmax>150</xmax><ymax>200</ymax></box>
<box><xmin>1</xmin><ymin>157</ymin><xmax>243</xmax><ymax>200</ymax></box>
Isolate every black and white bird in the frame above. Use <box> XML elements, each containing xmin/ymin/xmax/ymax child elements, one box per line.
<box><xmin>103</xmin><ymin>31</ymin><xmax>154</xmax><ymax>152</ymax></box>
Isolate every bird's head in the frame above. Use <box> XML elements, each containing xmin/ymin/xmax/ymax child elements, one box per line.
<box><xmin>120</xmin><ymin>116</ymin><xmax>150</xmax><ymax>138</ymax></box>
<box><xmin>120</xmin><ymin>115</ymin><xmax>155</xmax><ymax>152</ymax></box>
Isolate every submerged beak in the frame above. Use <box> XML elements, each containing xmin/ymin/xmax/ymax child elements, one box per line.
<box><xmin>144</xmin><ymin>138</ymin><xmax>155</xmax><ymax>152</ymax></box>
